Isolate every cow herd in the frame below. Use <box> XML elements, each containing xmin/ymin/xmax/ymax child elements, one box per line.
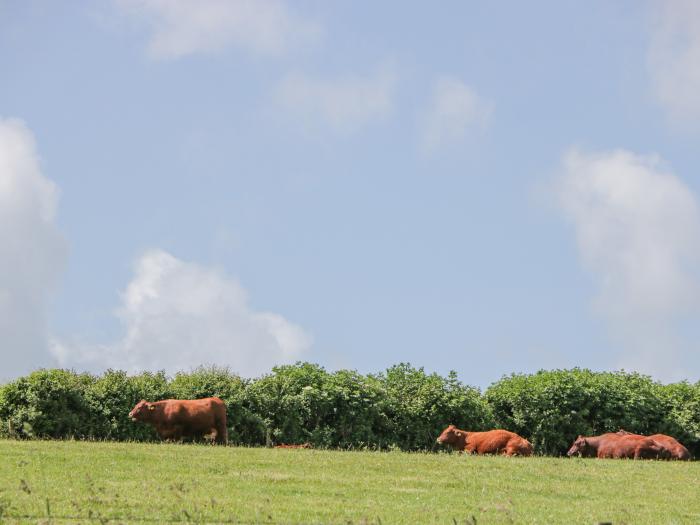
<box><xmin>436</xmin><ymin>425</ymin><xmax>691</xmax><ymax>460</ymax></box>
<box><xmin>128</xmin><ymin>397</ymin><xmax>692</xmax><ymax>460</ymax></box>
<box><xmin>566</xmin><ymin>430</ymin><xmax>691</xmax><ymax>460</ymax></box>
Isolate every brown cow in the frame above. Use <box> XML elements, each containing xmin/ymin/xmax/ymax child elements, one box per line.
<box><xmin>436</xmin><ymin>425</ymin><xmax>533</xmax><ymax>456</ymax></box>
<box><xmin>129</xmin><ymin>397</ymin><xmax>228</xmax><ymax>444</ymax></box>
<box><xmin>617</xmin><ymin>429</ymin><xmax>691</xmax><ymax>460</ymax></box>
<box><xmin>648</xmin><ymin>434</ymin><xmax>691</xmax><ymax>460</ymax></box>
<box><xmin>567</xmin><ymin>433</ymin><xmax>663</xmax><ymax>459</ymax></box>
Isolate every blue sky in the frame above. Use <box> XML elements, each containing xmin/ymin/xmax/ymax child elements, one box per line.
<box><xmin>2</xmin><ymin>0</ymin><xmax>700</xmax><ymax>386</ymax></box>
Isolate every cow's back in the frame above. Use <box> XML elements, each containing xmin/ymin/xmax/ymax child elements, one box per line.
<box><xmin>467</xmin><ymin>430</ymin><xmax>526</xmax><ymax>455</ymax></box>
<box><xmin>161</xmin><ymin>397</ymin><xmax>226</xmax><ymax>437</ymax></box>
<box><xmin>162</xmin><ymin>397</ymin><xmax>217</xmax><ymax>420</ymax></box>
<box><xmin>598</xmin><ymin>435</ymin><xmax>660</xmax><ymax>459</ymax></box>
<box><xmin>650</xmin><ymin>434</ymin><xmax>691</xmax><ymax>460</ymax></box>
<box><xmin>596</xmin><ymin>434</ymin><xmax>630</xmax><ymax>458</ymax></box>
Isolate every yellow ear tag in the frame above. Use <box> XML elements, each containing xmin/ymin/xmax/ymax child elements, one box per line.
<box><xmin>148</xmin><ymin>405</ymin><xmax>155</xmax><ymax>411</ymax></box>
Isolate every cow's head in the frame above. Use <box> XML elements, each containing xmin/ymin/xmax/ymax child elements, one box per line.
<box><xmin>567</xmin><ymin>435</ymin><xmax>591</xmax><ymax>457</ymax></box>
<box><xmin>128</xmin><ymin>400</ymin><xmax>156</xmax><ymax>422</ymax></box>
<box><xmin>436</xmin><ymin>425</ymin><xmax>467</xmax><ymax>450</ymax></box>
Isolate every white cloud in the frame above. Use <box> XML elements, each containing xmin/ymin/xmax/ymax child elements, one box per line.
<box><xmin>0</xmin><ymin>117</ymin><xmax>67</xmax><ymax>379</ymax></box>
<box><xmin>116</xmin><ymin>0</ymin><xmax>320</xmax><ymax>60</ymax></box>
<box><xmin>51</xmin><ymin>249</ymin><xmax>312</xmax><ymax>377</ymax></box>
<box><xmin>275</xmin><ymin>69</ymin><xmax>396</xmax><ymax>133</ymax></box>
<box><xmin>556</xmin><ymin>148</ymin><xmax>700</xmax><ymax>379</ymax></box>
<box><xmin>420</xmin><ymin>77</ymin><xmax>492</xmax><ymax>153</ymax></box>
<box><xmin>648</xmin><ymin>0</ymin><xmax>700</xmax><ymax>121</ymax></box>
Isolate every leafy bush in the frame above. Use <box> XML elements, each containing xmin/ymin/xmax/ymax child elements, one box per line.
<box><xmin>375</xmin><ymin>363</ymin><xmax>494</xmax><ymax>450</ymax></box>
<box><xmin>657</xmin><ymin>381</ymin><xmax>700</xmax><ymax>456</ymax></box>
<box><xmin>84</xmin><ymin>370</ymin><xmax>172</xmax><ymax>441</ymax></box>
<box><xmin>0</xmin><ymin>364</ymin><xmax>697</xmax><ymax>455</ymax></box>
<box><xmin>485</xmin><ymin>369</ymin><xmax>669</xmax><ymax>455</ymax></box>
<box><xmin>242</xmin><ymin>363</ymin><xmax>493</xmax><ymax>450</ymax></box>
<box><xmin>244</xmin><ymin>363</ymin><xmax>336</xmax><ymax>446</ymax></box>
<box><xmin>318</xmin><ymin>369</ymin><xmax>388</xmax><ymax>448</ymax></box>
<box><xmin>0</xmin><ymin>369</ymin><xmax>94</xmax><ymax>438</ymax></box>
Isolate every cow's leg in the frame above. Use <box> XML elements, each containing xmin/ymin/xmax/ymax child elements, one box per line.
<box><xmin>206</xmin><ymin>427</ymin><xmax>218</xmax><ymax>444</ymax></box>
<box><xmin>634</xmin><ymin>446</ymin><xmax>653</xmax><ymax>460</ymax></box>
<box><xmin>214</xmin><ymin>412</ymin><xmax>228</xmax><ymax>445</ymax></box>
<box><xmin>631</xmin><ymin>445</ymin><xmax>643</xmax><ymax>460</ymax></box>
<box><xmin>157</xmin><ymin>425</ymin><xmax>173</xmax><ymax>440</ymax></box>
<box><xmin>158</xmin><ymin>425</ymin><xmax>183</xmax><ymax>442</ymax></box>
<box><xmin>214</xmin><ymin>429</ymin><xmax>227</xmax><ymax>445</ymax></box>
<box><xmin>172</xmin><ymin>426</ymin><xmax>184</xmax><ymax>442</ymax></box>
<box><xmin>216</xmin><ymin>424</ymin><xmax>228</xmax><ymax>445</ymax></box>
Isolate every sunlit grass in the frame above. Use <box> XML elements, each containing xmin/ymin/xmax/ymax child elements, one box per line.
<box><xmin>0</xmin><ymin>440</ymin><xmax>698</xmax><ymax>523</ymax></box>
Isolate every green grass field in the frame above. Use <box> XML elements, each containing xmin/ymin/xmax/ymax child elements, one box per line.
<box><xmin>0</xmin><ymin>440</ymin><xmax>698</xmax><ymax>524</ymax></box>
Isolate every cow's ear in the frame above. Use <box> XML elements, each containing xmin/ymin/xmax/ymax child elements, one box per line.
<box><xmin>148</xmin><ymin>404</ymin><xmax>155</xmax><ymax>411</ymax></box>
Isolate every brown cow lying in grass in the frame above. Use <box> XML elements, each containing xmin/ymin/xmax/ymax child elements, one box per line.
<box><xmin>436</xmin><ymin>425</ymin><xmax>533</xmax><ymax>456</ymax></box>
<box><xmin>616</xmin><ymin>429</ymin><xmax>691</xmax><ymax>460</ymax></box>
<box><xmin>567</xmin><ymin>432</ymin><xmax>664</xmax><ymax>459</ymax></box>
<box><xmin>129</xmin><ymin>397</ymin><xmax>228</xmax><ymax>444</ymax></box>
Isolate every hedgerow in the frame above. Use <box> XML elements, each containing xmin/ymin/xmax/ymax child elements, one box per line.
<box><xmin>0</xmin><ymin>364</ymin><xmax>698</xmax><ymax>455</ymax></box>
<box><xmin>485</xmin><ymin>369</ymin><xmax>700</xmax><ymax>455</ymax></box>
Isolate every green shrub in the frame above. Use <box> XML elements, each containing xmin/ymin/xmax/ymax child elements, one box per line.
<box><xmin>0</xmin><ymin>369</ymin><xmax>94</xmax><ymax>438</ymax></box>
<box><xmin>318</xmin><ymin>369</ymin><xmax>388</xmax><ymax>448</ymax></box>
<box><xmin>657</xmin><ymin>381</ymin><xmax>700</xmax><ymax>456</ymax></box>
<box><xmin>375</xmin><ymin>363</ymin><xmax>493</xmax><ymax>450</ymax></box>
<box><xmin>84</xmin><ymin>370</ymin><xmax>172</xmax><ymax>441</ymax></box>
<box><xmin>244</xmin><ymin>362</ymin><xmax>332</xmax><ymax>446</ymax></box>
<box><xmin>485</xmin><ymin>369</ymin><xmax>668</xmax><ymax>455</ymax></box>
<box><xmin>239</xmin><ymin>362</ymin><xmax>493</xmax><ymax>450</ymax></box>
<box><xmin>0</xmin><ymin>364</ymin><xmax>697</xmax><ymax>455</ymax></box>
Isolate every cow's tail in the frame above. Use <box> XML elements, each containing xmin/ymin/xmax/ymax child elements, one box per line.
<box><xmin>215</xmin><ymin>402</ymin><xmax>228</xmax><ymax>445</ymax></box>
<box><xmin>218</xmin><ymin>420</ymin><xmax>228</xmax><ymax>445</ymax></box>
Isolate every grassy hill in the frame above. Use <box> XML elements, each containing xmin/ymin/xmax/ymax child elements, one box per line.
<box><xmin>0</xmin><ymin>440</ymin><xmax>698</xmax><ymax>524</ymax></box>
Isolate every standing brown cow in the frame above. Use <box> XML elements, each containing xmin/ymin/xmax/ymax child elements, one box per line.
<box><xmin>617</xmin><ymin>429</ymin><xmax>691</xmax><ymax>460</ymax></box>
<box><xmin>436</xmin><ymin>425</ymin><xmax>533</xmax><ymax>456</ymax></box>
<box><xmin>567</xmin><ymin>433</ymin><xmax>663</xmax><ymax>459</ymax></box>
<box><xmin>129</xmin><ymin>397</ymin><xmax>228</xmax><ymax>444</ymax></box>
